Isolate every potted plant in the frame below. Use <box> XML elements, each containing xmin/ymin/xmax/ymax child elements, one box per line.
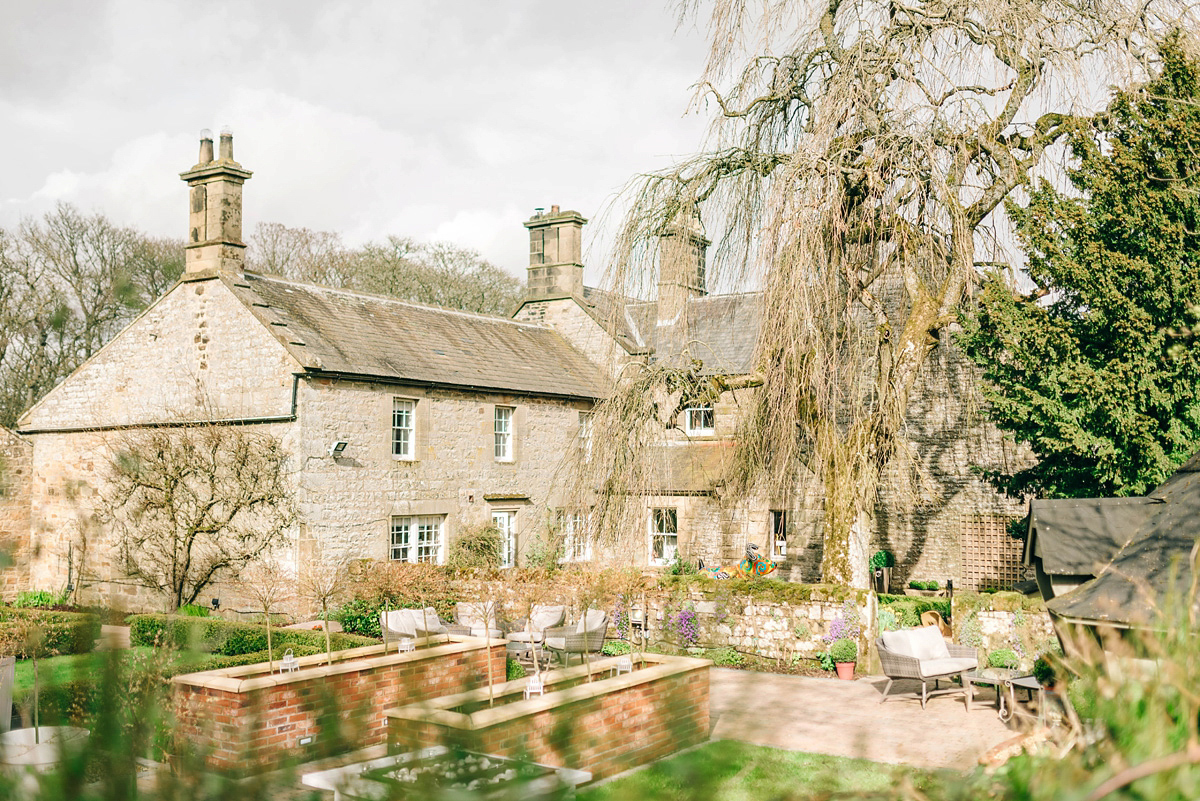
<box><xmin>869</xmin><ymin>550</ymin><xmax>894</xmax><ymax>593</ymax></box>
<box><xmin>829</xmin><ymin>638</ymin><xmax>857</xmax><ymax>680</ymax></box>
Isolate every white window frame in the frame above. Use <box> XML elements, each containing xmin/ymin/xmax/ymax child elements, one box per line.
<box><xmin>494</xmin><ymin>406</ymin><xmax>514</xmax><ymax>461</ymax></box>
<box><xmin>492</xmin><ymin>509</ymin><xmax>517</xmax><ymax>568</ymax></box>
<box><xmin>392</xmin><ymin>398</ymin><xmax>415</xmax><ymax>460</ymax></box>
<box><xmin>770</xmin><ymin>509</ymin><xmax>787</xmax><ymax>558</ymax></box>
<box><xmin>578</xmin><ymin>412</ymin><xmax>594</xmax><ymax>462</ymax></box>
<box><xmin>558</xmin><ymin>510</ymin><xmax>592</xmax><ymax>563</ymax></box>
<box><xmin>390</xmin><ymin>515</ymin><xmax>444</xmax><ymax>564</ymax></box>
<box><xmin>649</xmin><ymin>508</ymin><xmax>678</xmax><ymax>566</ymax></box>
<box><xmin>684</xmin><ymin>404</ymin><xmax>715</xmax><ymax>436</ymax></box>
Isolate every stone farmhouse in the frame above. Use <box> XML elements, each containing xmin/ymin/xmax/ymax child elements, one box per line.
<box><xmin>1</xmin><ymin>132</ymin><xmax>1027</xmax><ymax>610</ymax></box>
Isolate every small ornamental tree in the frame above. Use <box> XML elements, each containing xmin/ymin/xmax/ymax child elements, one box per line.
<box><xmin>242</xmin><ymin>559</ymin><xmax>295</xmax><ymax>674</ymax></box>
<box><xmin>961</xmin><ymin>35</ymin><xmax>1200</xmax><ymax>499</ymax></box>
<box><xmin>298</xmin><ymin>554</ymin><xmax>351</xmax><ymax>666</ymax></box>
<box><xmin>104</xmin><ymin>421</ymin><xmax>295</xmax><ymax>609</ymax></box>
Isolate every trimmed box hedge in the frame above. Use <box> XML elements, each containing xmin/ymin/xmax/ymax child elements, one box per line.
<box><xmin>127</xmin><ymin>614</ymin><xmax>377</xmax><ymax>656</ymax></box>
<box><xmin>0</xmin><ymin>606</ymin><xmax>103</xmax><ymax>656</ymax></box>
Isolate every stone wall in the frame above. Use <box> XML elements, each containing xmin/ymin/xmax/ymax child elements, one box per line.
<box><xmin>0</xmin><ymin>427</ymin><xmax>32</xmax><ymax>601</ymax></box>
<box><xmin>292</xmin><ymin>376</ymin><xmax>591</xmax><ymax>571</ymax></box>
<box><xmin>387</xmin><ymin>654</ymin><xmax>710</xmax><ymax>781</ymax></box>
<box><xmin>171</xmin><ymin>637</ymin><xmax>506</xmax><ymax>773</ymax></box>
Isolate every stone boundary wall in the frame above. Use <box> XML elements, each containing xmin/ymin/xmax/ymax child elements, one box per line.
<box><xmin>171</xmin><ymin>636</ymin><xmax>505</xmax><ymax>773</ymax></box>
<box><xmin>444</xmin><ymin>578</ymin><xmax>1053</xmax><ymax>665</ymax></box>
<box><xmin>387</xmin><ymin>654</ymin><xmax>709</xmax><ymax>781</ymax></box>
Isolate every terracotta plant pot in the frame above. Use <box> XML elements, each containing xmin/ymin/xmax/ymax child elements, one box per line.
<box><xmin>835</xmin><ymin>661</ymin><xmax>855</xmax><ymax>681</ymax></box>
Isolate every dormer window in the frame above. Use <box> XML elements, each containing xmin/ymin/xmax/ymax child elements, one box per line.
<box><xmin>685</xmin><ymin>404</ymin><xmax>715</xmax><ymax>436</ymax></box>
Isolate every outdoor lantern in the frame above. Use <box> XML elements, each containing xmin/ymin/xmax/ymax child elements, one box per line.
<box><xmin>211</xmin><ymin>598</ymin><xmax>220</xmax><ymax>611</ymax></box>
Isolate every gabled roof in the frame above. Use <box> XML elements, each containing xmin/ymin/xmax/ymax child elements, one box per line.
<box><xmin>222</xmin><ymin>272</ymin><xmax>609</xmax><ymax>400</ymax></box>
<box><xmin>1025</xmin><ymin>497</ymin><xmax>1160</xmax><ymax>575</ymax></box>
<box><xmin>1033</xmin><ymin>454</ymin><xmax>1200</xmax><ymax>629</ymax></box>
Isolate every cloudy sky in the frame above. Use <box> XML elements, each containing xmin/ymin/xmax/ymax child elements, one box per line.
<box><xmin>0</xmin><ymin>1</ymin><xmax>711</xmax><ymax>278</ymax></box>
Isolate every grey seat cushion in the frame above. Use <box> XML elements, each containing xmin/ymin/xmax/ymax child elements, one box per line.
<box><xmin>507</xmin><ymin>630</ymin><xmax>543</xmax><ymax>643</ymax></box>
<box><xmin>917</xmin><ymin>657</ymin><xmax>978</xmax><ymax>678</ymax></box>
<box><xmin>544</xmin><ymin>637</ymin><xmax>566</xmax><ymax>651</ymax></box>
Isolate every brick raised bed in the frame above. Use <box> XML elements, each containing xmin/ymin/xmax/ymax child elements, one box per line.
<box><xmin>386</xmin><ymin>653</ymin><xmax>710</xmax><ymax>781</ymax></box>
<box><xmin>171</xmin><ymin>636</ymin><xmax>505</xmax><ymax>772</ymax></box>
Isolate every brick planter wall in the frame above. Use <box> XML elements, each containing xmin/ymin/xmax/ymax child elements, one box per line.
<box><xmin>171</xmin><ymin>636</ymin><xmax>505</xmax><ymax>772</ymax></box>
<box><xmin>386</xmin><ymin>654</ymin><xmax>710</xmax><ymax>781</ymax></box>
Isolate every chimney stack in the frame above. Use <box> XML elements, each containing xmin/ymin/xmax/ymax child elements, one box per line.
<box><xmin>657</xmin><ymin>211</ymin><xmax>710</xmax><ymax>325</ymax></box>
<box><xmin>179</xmin><ymin>127</ymin><xmax>252</xmax><ymax>274</ymax></box>
<box><xmin>523</xmin><ymin>205</ymin><xmax>587</xmax><ymax>300</ymax></box>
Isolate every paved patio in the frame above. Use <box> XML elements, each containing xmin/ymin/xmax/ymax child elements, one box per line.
<box><xmin>709</xmin><ymin>667</ymin><xmax>1016</xmax><ymax>770</ymax></box>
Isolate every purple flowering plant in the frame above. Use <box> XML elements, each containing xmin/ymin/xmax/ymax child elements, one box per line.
<box><xmin>822</xmin><ymin>600</ymin><xmax>862</xmax><ymax>645</ymax></box>
<box><xmin>672</xmin><ymin>605</ymin><xmax>700</xmax><ymax>648</ymax></box>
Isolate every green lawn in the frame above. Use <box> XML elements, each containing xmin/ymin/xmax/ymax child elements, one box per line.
<box><xmin>581</xmin><ymin>741</ymin><xmax>930</xmax><ymax>801</ymax></box>
<box><xmin>12</xmin><ymin>647</ymin><xmax>220</xmax><ymax>697</ymax></box>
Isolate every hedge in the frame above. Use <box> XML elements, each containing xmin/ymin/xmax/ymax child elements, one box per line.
<box><xmin>877</xmin><ymin>595</ymin><xmax>951</xmax><ymax>626</ymax></box>
<box><xmin>0</xmin><ymin>607</ymin><xmax>103</xmax><ymax>656</ymax></box>
<box><xmin>127</xmin><ymin>615</ymin><xmax>377</xmax><ymax>656</ymax></box>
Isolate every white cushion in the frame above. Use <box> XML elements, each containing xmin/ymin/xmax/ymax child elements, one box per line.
<box><xmin>507</xmin><ymin>630</ymin><xmax>543</xmax><ymax>643</ymax></box>
<box><xmin>881</xmin><ymin>626</ymin><xmax>950</xmax><ymax>661</ymax></box>
<box><xmin>382</xmin><ymin>610</ymin><xmax>417</xmax><ymax>638</ymax></box>
<box><xmin>575</xmin><ymin>609</ymin><xmax>606</xmax><ymax>633</ymax></box>
<box><xmin>908</xmin><ymin>625</ymin><xmax>951</xmax><ymax>661</ymax></box>
<box><xmin>530</xmin><ymin>605</ymin><xmax>565</xmax><ymax>632</ymax></box>
<box><xmin>457</xmin><ymin>602</ymin><xmax>496</xmax><ymax>631</ymax></box>
<box><xmin>917</xmin><ymin>657</ymin><xmax>977</xmax><ymax>679</ymax></box>
<box><xmin>470</xmin><ymin>627</ymin><xmax>504</xmax><ymax>638</ymax></box>
<box><xmin>545</xmin><ymin>636</ymin><xmax>566</xmax><ymax>651</ymax></box>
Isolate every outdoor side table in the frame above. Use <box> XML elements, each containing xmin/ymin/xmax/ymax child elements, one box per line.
<box><xmin>965</xmin><ymin>668</ymin><xmax>1025</xmax><ymax>713</ymax></box>
<box><xmin>1001</xmin><ymin>675</ymin><xmax>1046</xmax><ymax>726</ymax></box>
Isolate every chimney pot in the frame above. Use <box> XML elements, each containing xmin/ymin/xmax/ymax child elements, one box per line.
<box><xmin>198</xmin><ymin>130</ymin><xmax>214</xmax><ymax>164</ymax></box>
<box><xmin>218</xmin><ymin>127</ymin><xmax>234</xmax><ymax>162</ymax></box>
<box><xmin>534</xmin><ymin>207</ymin><xmax>544</xmax><ymax>218</ymax></box>
<box><xmin>550</xmin><ymin>204</ymin><xmax>560</xmax><ymax>215</ymax></box>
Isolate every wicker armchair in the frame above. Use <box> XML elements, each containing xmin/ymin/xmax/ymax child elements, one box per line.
<box><xmin>452</xmin><ymin>602</ymin><xmax>507</xmax><ymax>638</ymax></box>
<box><xmin>545</xmin><ymin>609</ymin><xmax>608</xmax><ymax>666</ymax></box>
<box><xmin>381</xmin><ymin>608</ymin><xmax>450</xmax><ymax>647</ymax></box>
<box><xmin>876</xmin><ymin>626</ymin><xmax>978</xmax><ymax>709</ymax></box>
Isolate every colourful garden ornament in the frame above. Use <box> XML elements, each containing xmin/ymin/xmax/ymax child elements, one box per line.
<box><xmin>700</xmin><ymin>543</ymin><xmax>779</xmax><ymax>580</ymax></box>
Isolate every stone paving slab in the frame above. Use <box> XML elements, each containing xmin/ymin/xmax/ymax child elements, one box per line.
<box><xmin>709</xmin><ymin>667</ymin><xmax>1016</xmax><ymax>771</ymax></box>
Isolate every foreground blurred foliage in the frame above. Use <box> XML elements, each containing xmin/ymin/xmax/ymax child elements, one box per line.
<box><xmin>2</xmin><ymin>588</ymin><xmax>1198</xmax><ymax>799</ymax></box>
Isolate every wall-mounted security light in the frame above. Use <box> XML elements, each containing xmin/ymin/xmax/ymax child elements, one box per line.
<box><xmin>329</xmin><ymin>440</ymin><xmax>349</xmax><ymax>457</ymax></box>
<box><xmin>211</xmin><ymin>598</ymin><xmax>220</xmax><ymax>611</ymax></box>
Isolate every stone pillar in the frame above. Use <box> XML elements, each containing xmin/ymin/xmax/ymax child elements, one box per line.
<box><xmin>179</xmin><ymin>128</ymin><xmax>253</xmax><ymax>274</ymax></box>
<box><xmin>523</xmin><ymin>205</ymin><xmax>587</xmax><ymax>300</ymax></box>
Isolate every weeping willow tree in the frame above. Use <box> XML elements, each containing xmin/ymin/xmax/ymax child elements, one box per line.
<box><xmin>582</xmin><ymin>0</ymin><xmax>1196</xmax><ymax>587</ymax></box>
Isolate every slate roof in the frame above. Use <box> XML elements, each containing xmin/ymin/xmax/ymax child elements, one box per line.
<box><xmin>223</xmin><ymin>272</ymin><xmax>609</xmax><ymax>400</ymax></box>
<box><xmin>624</xmin><ymin>293</ymin><xmax>762</xmax><ymax>375</ymax></box>
<box><xmin>1031</xmin><ymin>455</ymin><xmax>1200</xmax><ymax>628</ymax></box>
<box><xmin>1024</xmin><ymin>497</ymin><xmax>1159</xmax><ymax>575</ymax></box>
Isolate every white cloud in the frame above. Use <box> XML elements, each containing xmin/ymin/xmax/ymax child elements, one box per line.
<box><xmin>0</xmin><ymin>1</ymin><xmax>710</xmax><ymax>275</ymax></box>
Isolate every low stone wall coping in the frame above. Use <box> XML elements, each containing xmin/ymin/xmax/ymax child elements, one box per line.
<box><xmin>385</xmin><ymin>653</ymin><xmax>710</xmax><ymax>731</ymax></box>
<box><xmin>171</xmin><ymin>635</ymin><xmax>502</xmax><ymax>693</ymax></box>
